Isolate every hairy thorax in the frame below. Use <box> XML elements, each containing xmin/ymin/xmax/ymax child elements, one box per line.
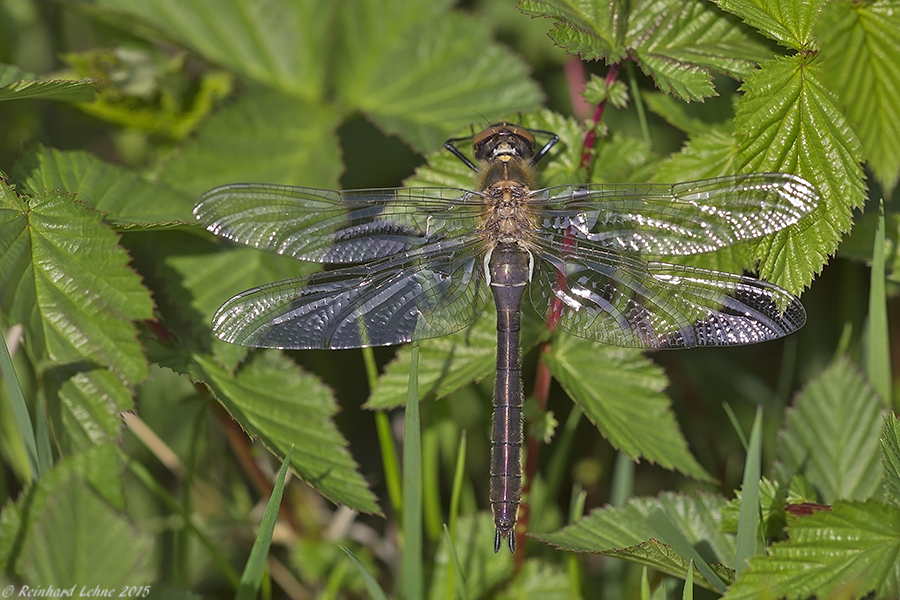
<box><xmin>478</xmin><ymin>157</ymin><xmax>538</xmax><ymax>245</ymax></box>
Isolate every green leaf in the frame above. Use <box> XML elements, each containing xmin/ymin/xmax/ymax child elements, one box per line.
<box><xmin>778</xmin><ymin>356</ymin><xmax>887</xmax><ymax>502</ymax></box>
<box><xmin>881</xmin><ymin>415</ymin><xmax>900</xmax><ymax>504</ymax></box>
<box><xmin>544</xmin><ymin>335</ymin><xmax>710</xmax><ymax>481</ymax></box>
<box><xmin>81</xmin><ymin>0</ymin><xmax>332</xmax><ymax>101</ymax></box>
<box><xmin>627</xmin><ymin>0</ymin><xmax>770</xmax><ymax>100</ymax></box>
<box><xmin>0</xmin><ymin>446</ymin><xmax>129</xmax><ymax>575</ymax></box>
<box><xmin>711</xmin><ymin>0</ymin><xmax>827</xmax><ymax>50</ymax></box>
<box><xmin>44</xmin><ymin>367</ymin><xmax>133</xmax><ymax>452</ymax></box>
<box><xmin>590</xmin><ymin>132</ymin><xmax>658</xmax><ymax>184</ymax></box>
<box><xmin>518</xmin><ymin>0</ymin><xmax>629</xmax><ymax>63</ymax></box>
<box><xmin>400</xmin><ymin>343</ymin><xmax>423</xmax><ymax>599</ymax></box>
<box><xmin>721</xmin><ymin>476</ymin><xmax>819</xmax><ymax>539</ymax></box>
<box><xmin>19</xmin><ymin>478</ymin><xmax>153</xmax><ymax>587</ymax></box>
<box><xmin>522</xmin><ymin>0</ymin><xmax>771</xmax><ymax>101</ymax></box>
<box><xmin>334</xmin><ymin>2</ymin><xmax>542</xmax><ymax>152</ymax></box>
<box><xmin>647</xmin><ymin>509</ymin><xmax>729</xmax><ymax>592</ymax></box>
<box><xmin>817</xmin><ymin>1</ymin><xmax>900</xmax><ymax>195</ymax></box>
<box><xmin>536</xmin><ymin>492</ymin><xmax>736</xmax><ymax>590</ymax></box>
<box><xmin>0</xmin><ymin>63</ymin><xmax>96</xmax><ymax>102</ymax></box>
<box><xmin>644</xmin><ymin>92</ymin><xmax>735</xmax><ymax>137</ymax></box>
<box><xmin>723</xmin><ymin>500</ymin><xmax>900</xmax><ymax>600</ymax></box>
<box><xmin>654</xmin><ymin>127</ymin><xmax>739</xmax><ymax>182</ymax></box>
<box><xmin>192</xmin><ymin>351</ymin><xmax>380</xmax><ymax>515</ymax></box>
<box><xmin>0</xmin><ymin>182</ymin><xmax>153</xmax><ymax>383</ymax></box>
<box><xmin>161</xmin><ymin>90</ymin><xmax>342</xmax><ymax>195</ymax></box>
<box><xmin>14</xmin><ymin>145</ymin><xmax>193</xmax><ymax>225</ymax></box>
<box><xmin>735</xmin><ymin>54</ymin><xmax>865</xmax><ymax>295</ymax></box>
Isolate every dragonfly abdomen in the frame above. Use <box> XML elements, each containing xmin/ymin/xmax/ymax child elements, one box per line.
<box><xmin>487</xmin><ymin>242</ymin><xmax>531</xmax><ymax>553</ymax></box>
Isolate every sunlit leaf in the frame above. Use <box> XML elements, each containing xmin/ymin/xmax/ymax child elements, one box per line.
<box><xmin>735</xmin><ymin>54</ymin><xmax>865</xmax><ymax>295</ymax></box>
<box><xmin>778</xmin><ymin>356</ymin><xmax>886</xmax><ymax>503</ymax></box>
<box><xmin>544</xmin><ymin>335</ymin><xmax>711</xmax><ymax>481</ymax></box>
<box><xmin>521</xmin><ymin>0</ymin><xmax>770</xmax><ymax>101</ymax></box>
<box><xmin>193</xmin><ymin>351</ymin><xmax>380</xmax><ymax>515</ymax></box>
<box><xmin>711</xmin><ymin>0</ymin><xmax>828</xmax><ymax>50</ymax></box>
<box><xmin>0</xmin><ymin>182</ymin><xmax>153</xmax><ymax>383</ymax></box>
<box><xmin>14</xmin><ymin>145</ymin><xmax>192</xmax><ymax>226</ymax></box>
<box><xmin>817</xmin><ymin>0</ymin><xmax>900</xmax><ymax>194</ymax></box>
<box><xmin>536</xmin><ymin>492</ymin><xmax>735</xmax><ymax>590</ymax></box>
<box><xmin>627</xmin><ymin>0</ymin><xmax>770</xmax><ymax>100</ymax></box>
<box><xmin>723</xmin><ymin>500</ymin><xmax>900</xmax><ymax>600</ymax></box>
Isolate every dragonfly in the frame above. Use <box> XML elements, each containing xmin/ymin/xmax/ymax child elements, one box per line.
<box><xmin>193</xmin><ymin>123</ymin><xmax>818</xmax><ymax>553</ymax></box>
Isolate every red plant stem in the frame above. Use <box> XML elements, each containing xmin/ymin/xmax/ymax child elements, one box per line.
<box><xmin>514</xmin><ymin>62</ymin><xmax>621</xmax><ymax>565</ymax></box>
<box><xmin>580</xmin><ymin>63</ymin><xmax>620</xmax><ymax>172</ymax></box>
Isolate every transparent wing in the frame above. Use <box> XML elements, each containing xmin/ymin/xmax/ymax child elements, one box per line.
<box><xmin>529</xmin><ymin>235</ymin><xmax>805</xmax><ymax>349</ymax></box>
<box><xmin>211</xmin><ymin>237</ymin><xmax>489</xmax><ymax>349</ymax></box>
<box><xmin>532</xmin><ymin>173</ymin><xmax>818</xmax><ymax>256</ymax></box>
<box><xmin>194</xmin><ymin>184</ymin><xmax>484</xmax><ymax>263</ymax></box>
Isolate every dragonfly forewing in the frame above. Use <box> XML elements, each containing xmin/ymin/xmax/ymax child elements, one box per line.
<box><xmin>533</xmin><ymin>173</ymin><xmax>818</xmax><ymax>256</ymax></box>
<box><xmin>194</xmin><ymin>184</ymin><xmax>484</xmax><ymax>263</ymax></box>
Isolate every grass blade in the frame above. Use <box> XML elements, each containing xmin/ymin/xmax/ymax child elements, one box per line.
<box><xmin>235</xmin><ymin>445</ymin><xmax>294</xmax><ymax>600</ymax></box>
<box><xmin>682</xmin><ymin>559</ymin><xmax>694</xmax><ymax>600</ymax></box>
<box><xmin>400</xmin><ymin>342</ymin><xmax>423</xmax><ymax>600</ymax></box>
<box><xmin>865</xmin><ymin>200</ymin><xmax>892</xmax><ymax>408</ymax></box>
<box><xmin>735</xmin><ymin>406</ymin><xmax>763</xmax><ymax>575</ymax></box>
<box><xmin>340</xmin><ymin>546</ymin><xmax>390</xmax><ymax>600</ymax></box>
<box><xmin>0</xmin><ymin>325</ymin><xmax>42</xmax><ymax>478</ymax></box>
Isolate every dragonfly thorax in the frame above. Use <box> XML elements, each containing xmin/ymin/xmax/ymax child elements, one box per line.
<box><xmin>479</xmin><ymin>157</ymin><xmax>537</xmax><ymax>245</ymax></box>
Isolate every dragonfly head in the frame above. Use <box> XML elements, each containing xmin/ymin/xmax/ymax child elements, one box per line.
<box><xmin>473</xmin><ymin>123</ymin><xmax>536</xmax><ymax>164</ymax></box>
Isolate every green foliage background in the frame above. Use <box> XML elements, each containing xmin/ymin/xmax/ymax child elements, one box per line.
<box><xmin>0</xmin><ymin>0</ymin><xmax>898</xmax><ymax>598</ymax></box>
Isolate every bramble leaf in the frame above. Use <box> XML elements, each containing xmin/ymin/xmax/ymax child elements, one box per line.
<box><xmin>537</xmin><ymin>492</ymin><xmax>734</xmax><ymax>590</ymax></box>
<box><xmin>193</xmin><ymin>351</ymin><xmax>380</xmax><ymax>515</ymax></box>
<box><xmin>735</xmin><ymin>54</ymin><xmax>865</xmax><ymax>295</ymax></box>
<box><xmin>14</xmin><ymin>145</ymin><xmax>192</xmax><ymax>226</ymax></box>
<box><xmin>521</xmin><ymin>0</ymin><xmax>770</xmax><ymax>101</ymax></box>
<box><xmin>0</xmin><ymin>63</ymin><xmax>96</xmax><ymax>103</ymax></box>
<box><xmin>161</xmin><ymin>90</ymin><xmax>342</xmax><ymax>195</ymax></box>
<box><xmin>817</xmin><ymin>0</ymin><xmax>900</xmax><ymax>195</ymax></box>
<box><xmin>879</xmin><ymin>415</ymin><xmax>900</xmax><ymax>504</ymax></box>
<box><xmin>334</xmin><ymin>1</ymin><xmax>542</xmax><ymax>151</ymax></box>
<box><xmin>73</xmin><ymin>0</ymin><xmax>332</xmax><ymax>101</ymax></box>
<box><xmin>0</xmin><ymin>182</ymin><xmax>152</xmax><ymax>383</ymax></box>
<box><xmin>778</xmin><ymin>356</ymin><xmax>886</xmax><ymax>503</ymax></box>
<box><xmin>723</xmin><ymin>500</ymin><xmax>900</xmax><ymax>600</ymax></box>
<box><xmin>711</xmin><ymin>0</ymin><xmax>828</xmax><ymax>50</ymax></box>
<box><xmin>543</xmin><ymin>335</ymin><xmax>710</xmax><ymax>481</ymax></box>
